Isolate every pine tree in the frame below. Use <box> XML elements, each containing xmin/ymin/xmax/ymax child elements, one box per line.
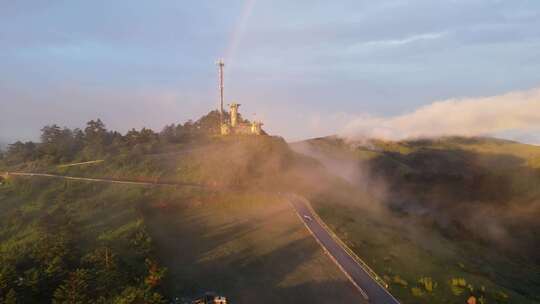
<box><xmin>113</xmin><ymin>286</ymin><xmax>164</xmax><ymax>304</ymax></box>
<box><xmin>52</xmin><ymin>269</ymin><xmax>91</xmax><ymax>304</ymax></box>
<box><xmin>4</xmin><ymin>289</ymin><xmax>17</xmax><ymax>304</ymax></box>
<box><xmin>144</xmin><ymin>259</ymin><xmax>166</xmax><ymax>288</ymax></box>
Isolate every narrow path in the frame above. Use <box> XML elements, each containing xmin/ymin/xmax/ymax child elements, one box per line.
<box><xmin>57</xmin><ymin>160</ymin><xmax>104</xmax><ymax>168</ymax></box>
<box><xmin>5</xmin><ymin>172</ymin><xmax>205</xmax><ymax>188</ymax></box>
<box><xmin>287</xmin><ymin>194</ymin><xmax>400</xmax><ymax>304</ymax></box>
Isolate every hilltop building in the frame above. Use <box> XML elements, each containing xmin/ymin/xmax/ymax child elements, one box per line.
<box><xmin>220</xmin><ymin>103</ymin><xmax>264</xmax><ymax>135</ymax></box>
<box><xmin>216</xmin><ymin>59</ymin><xmax>265</xmax><ymax>136</ymax></box>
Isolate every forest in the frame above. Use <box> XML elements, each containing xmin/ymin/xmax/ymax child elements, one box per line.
<box><xmin>0</xmin><ymin>111</ymin><xmax>230</xmax><ymax>304</ymax></box>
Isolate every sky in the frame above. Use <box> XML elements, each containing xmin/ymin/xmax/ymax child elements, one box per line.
<box><xmin>1</xmin><ymin>0</ymin><xmax>540</xmax><ymax>144</ymax></box>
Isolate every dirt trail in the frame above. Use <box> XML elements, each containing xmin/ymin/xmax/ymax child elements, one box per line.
<box><xmin>57</xmin><ymin>160</ymin><xmax>104</xmax><ymax>168</ymax></box>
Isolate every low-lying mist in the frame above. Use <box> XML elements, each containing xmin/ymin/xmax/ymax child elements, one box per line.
<box><xmin>290</xmin><ymin>137</ymin><xmax>540</xmax><ymax>260</ymax></box>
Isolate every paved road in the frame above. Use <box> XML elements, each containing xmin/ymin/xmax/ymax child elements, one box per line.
<box><xmin>289</xmin><ymin>195</ymin><xmax>400</xmax><ymax>304</ymax></box>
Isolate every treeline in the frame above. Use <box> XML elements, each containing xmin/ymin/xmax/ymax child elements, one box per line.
<box><xmin>1</xmin><ymin>110</ymin><xmax>226</xmax><ymax>166</ymax></box>
<box><xmin>0</xmin><ymin>180</ymin><xmax>166</xmax><ymax>303</ymax></box>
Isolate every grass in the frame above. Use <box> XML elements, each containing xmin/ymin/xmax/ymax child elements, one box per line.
<box><xmin>313</xmin><ymin>201</ymin><xmax>538</xmax><ymax>303</ymax></box>
<box><xmin>0</xmin><ymin>178</ymin><xmax>145</xmax><ymax>255</ymax></box>
<box><xmin>142</xmin><ymin>188</ymin><xmax>364</xmax><ymax>303</ymax></box>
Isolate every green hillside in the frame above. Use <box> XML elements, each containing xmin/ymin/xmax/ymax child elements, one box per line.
<box><xmin>293</xmin><ymin>136</ymin><xmax>540</xmax><ymax>303</ymax></box>
<box><xmin>0</xmin><ymin>114</ymin><xmax>363</xmax><ymax>303</ymax></box>
<box><xmin>0</xmin><ymin>178</ymin><xmax>166</xmax><ymax>303</ymax></box>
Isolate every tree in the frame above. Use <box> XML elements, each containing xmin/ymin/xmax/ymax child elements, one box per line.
<box><xmin>84</xmin><ymin>119</ymin><xmax>107</xmax><ymax>143</ymax></box>
<box><xmin>5</xmin><ymin>141</ymin><xmax>38</xmax><ymax>164</ymax></box>
<box><xmin>131</xmin><ymin>228</ymin><xmax>152</xmax><ymax>257</ymax></box>
<box><xmin>40</xmin><ymin>125</ymin><xmax>63</xmax><ymax>144</ymax></box>
<box><xmin>33</xmin><ymin>207</ymin><xmax>80</xmax><ymax>287</ymax></box>
<box><xmin>144</xmin><ymin>259</ymin><xmax>166</xmax><ymax>289</ymax></box>
<box><xmin>83</xmin><ymin>119</ymin><xmax>108</xmax><ymax>158</ymax></box>
<box><xmin>0</xmin><ymin>262</ymin><xmax>16</xmax><ymax>296</ymax></box>
<box><xmin>159</xmin><ymin>124</ymin><xmax>178</xmax><ymax>143</ymax></box>
<box><xmin>125</xmin><ymin>128</ymin><xmax>157</xmax><ymax>146</ymax></box>
<box><xmin>112</xmin><ymin>286</ymin><xmax>164</xmax><ymax>304</ymax></box>
<box><xmin>82</xmin><ymin>247</ymin><xmax>122</xmax><ymax>296</ymax></box>
<box><xmin>193</xmin><ymin>110</ymin><xmax>222</xmax><ymax>134</ymax></box>
<box><xmin>39</xmin><ymin>125</ymin><xmax>81</xmax><ymax>163</ymax></box>
<box><xmin>3</xmin><ymin>289</ymin><xmax>17</xmax><ymax>304</ymax></box>
<box><xmin>52</xmin><ymin>269</ymin><xmax>92</xmax><ymax>304</ymax></box>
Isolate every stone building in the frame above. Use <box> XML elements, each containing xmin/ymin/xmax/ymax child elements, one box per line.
<box><xmin>220</xmin><ymin>103</ymin><xmax>264</xmax><ymax>136</ymax></box>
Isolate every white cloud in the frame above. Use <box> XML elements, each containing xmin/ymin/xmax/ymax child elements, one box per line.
<box><xmin>340</xmin><ymin>87</ymin><xmax>540</xmax><ymax>143</ymax></box>
<box><xmin>348</xmin><ymin>32</ymin><xmax>447</xmax><ymax>51</ymax></box>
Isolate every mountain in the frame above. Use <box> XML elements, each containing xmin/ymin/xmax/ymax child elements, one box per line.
<box><xmin>292</xmin><ymin>135</ymin><xmax>540</xmax><ymax>303</ymax></box>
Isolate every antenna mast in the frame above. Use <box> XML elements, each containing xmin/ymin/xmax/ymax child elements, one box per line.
<box><xmin>216</xmin><ymin>59</ymin><xmax>225</xmax><ymax>124</ymax></box>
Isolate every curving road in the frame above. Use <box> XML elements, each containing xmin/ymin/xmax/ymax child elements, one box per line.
<box><xmin>288</xmin><ymin>194</ymin><xmax>400</xmax><ymax>304</ymax></box>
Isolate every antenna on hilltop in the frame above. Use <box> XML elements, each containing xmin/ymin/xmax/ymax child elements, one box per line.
<box><xmin>216</xmin><ymin>59</ymin><xmax>225</xmax><ymax>125</ymax></box>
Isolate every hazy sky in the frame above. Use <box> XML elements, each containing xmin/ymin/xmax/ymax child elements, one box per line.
<box><xmin>1</xmin><ymin>0</ymin><xmax>540</xmax><ymax>144</ymax></box>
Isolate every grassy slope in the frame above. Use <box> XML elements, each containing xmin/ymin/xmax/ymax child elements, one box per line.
<box><xmin>135</xmin><ymin>136</ymin><xmax>364</xmax><ymax>302</ymax></box>
<box><xmin>143</xmin><ymin>188</ymin><xmax>362</xmax><ymax>303</ymax></box>
<box><xmin>0</xmin><ymin>179</ymin><xmax>147</xmax><ymax>260</ymax></box>
<box><xmin>296</xmin><ymin>136</ymin><xmax>540</xmax><ymax>303</ymax></box>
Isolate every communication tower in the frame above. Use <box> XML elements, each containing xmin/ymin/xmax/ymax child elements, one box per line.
<box><xmin>216</xmin><ymin>59</ymin><xmax>225</xmax><ymax>124</ymax></box>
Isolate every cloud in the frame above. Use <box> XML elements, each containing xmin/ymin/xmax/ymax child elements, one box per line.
<box><xmin>351</xmin><ymin>32</ymin><xmax>447</xmax><ymax>49</ymax></box>
<box><xmin>340</xmin><ymin>87</ymin><xmax>540</xmax><ymax>142</ymax></box>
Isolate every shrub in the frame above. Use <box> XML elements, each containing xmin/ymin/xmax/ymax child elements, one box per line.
<box><xmin>450</xmin><ymin>277</ymin><xmax>467</xmax><ymax>296</ymax></box>
<box><xmin>418</xmin><ymin>276</ymin><xmax>437</xmax><ymax>293</ymax></box>
<box><xmin>392</xmin><ymin>275</ymin><xmax>408</xmax><ymax>287</ymax></box>
<box><xmin>411</xmin><ymin>287</ymin><xmax>424</xmax><ymax>297</ymax></box>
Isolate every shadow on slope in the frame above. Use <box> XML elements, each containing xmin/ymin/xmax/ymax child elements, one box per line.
<box><xmin>142</xmin><ymin>189</ymin><xmax>365</xmax><ymax>303</ymax></box>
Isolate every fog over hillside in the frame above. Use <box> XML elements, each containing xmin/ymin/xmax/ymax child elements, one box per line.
<box><xmin>291</xmin><ymin>135</ymin><xmax>540</xmax><ymax>302</ymax></box>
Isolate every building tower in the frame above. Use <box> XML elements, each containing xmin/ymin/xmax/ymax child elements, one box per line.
<box><xmin>216</xmin><ymin>59</ymin><xmax>225</xmax><ymax>124</ymax></box>
<box><xmin>214</xmin><ymin>59</ymin><xmax>265</xmax><ymax>136</ymax></box>
<box><xmin>230</xmin><ymin>103</ymin><xmax>240</xmax><ymax>127</ymax></box>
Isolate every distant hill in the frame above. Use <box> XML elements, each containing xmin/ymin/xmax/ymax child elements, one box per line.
<box><xmin>292</xmin><ymin>135</ymin><xmax>540</xmax><ymax>303</ymax></box>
